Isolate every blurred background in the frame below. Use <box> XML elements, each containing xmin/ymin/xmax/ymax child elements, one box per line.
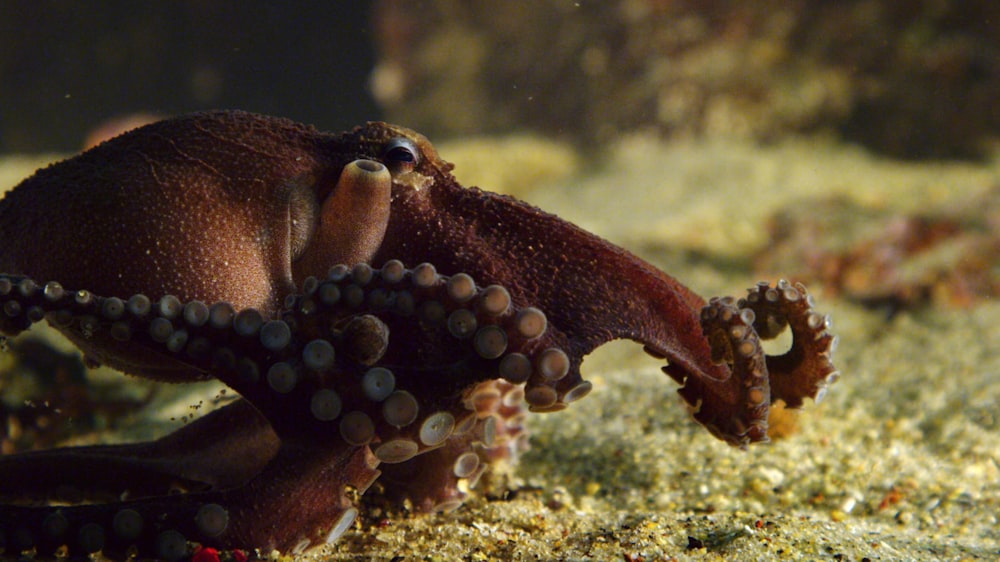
<box><xmin>0</xmin><ymin>1</ymin><xmax>379</xmax><ymax>152</ymax></box>
<box><xmin>2</xmin><ymin>0</ymin><xmax>999</xmax><ymax>159</ymax></box>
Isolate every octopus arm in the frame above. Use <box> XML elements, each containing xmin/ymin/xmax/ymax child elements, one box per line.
<box><xmin>0</xmin><ymin>400</ymin><xmax>277</xmax><ymax>504</ymax></box>
<box><xmin>0</xmin><ymin>441</ymin><xmax>378</xmax><ymax>559</ymax></box>
<box><xmin>375</xmin><ymin>184</ymin><xmax>837</xmax><ymax>445</ymax></box>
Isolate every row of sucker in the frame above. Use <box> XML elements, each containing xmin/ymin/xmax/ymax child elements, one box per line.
<box><xmin>686</xmin><ymin>279</ymin><xmax>839</xmax><ymax>447</ymax></box>
<box><xmin>376</xmin><ymin>379</ymin><xmax>527</xmax><ymax>514</ymax></box>
<box><xmin>0</xmin><ymin>263</ymin><xmax>597</xmax><ymax>557</ymax></box>
<box><xmin>0</xmin><ymin>264</ymin><xmax>593</xmax><ymax>538</ymax></box>
<box><xmin>3</xmin><ymin>272</ymin><xmax>355</xmax><ymax>444</ymax></box>
<box><xmin>739</xmin><ymin>279</ymin><xmax>840</xmax><ymax>406</ymax></box>
<box><xmin>1</xmin><ymin>265</ymin><xmax>586</xmax><ymax>458</ymax></box>
<box><xmin>699</xmin><ymin>294</ymin><xmax>770</xmax><ymax>444</ymax></box>
<box><xmin>270</xmin><ymin>261</ymin><xmax>591</xmax><ymax>463</ymax></box>
<box><xmin>0</xmin><ymin>501</ymin><xmax>230</xmax><ymax>561</ymax></box>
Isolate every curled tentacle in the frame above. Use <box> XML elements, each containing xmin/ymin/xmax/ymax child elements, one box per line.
<box><xmin>739</xmin><ymin>280</ymin><xmax>839</xmax><ymax>407</ymax></box>
<box><xmin>678</xmin><ymin>280</ymin><xmax>838</xmax><ymax>447</ymax></box>
<box><xmin>692</xmin><ymin>296</ymin><xmax>770</xmax><ymax>446</ymax></box>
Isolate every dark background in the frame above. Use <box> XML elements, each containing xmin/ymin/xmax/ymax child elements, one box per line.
<box><xmin>3</xmin><ymin>1</ymin><xmax>999</xmax><ymax>159</ymax></box>
<box><xmin>0</xmin><ymin>1</ymin><xmax>379</xmax><ymax>152</ymax></box>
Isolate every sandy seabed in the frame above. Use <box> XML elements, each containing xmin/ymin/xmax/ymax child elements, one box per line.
<box><xmin>2</xmin><ymin>134</ymin><xmax>998</xmax><ymax>561</ymax></box>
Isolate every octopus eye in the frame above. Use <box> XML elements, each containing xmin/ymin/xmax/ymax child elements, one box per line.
<box><xmin>382</xmin><ymin>137</ymin><xmax>420</xmax><ymax>174</ymax></box>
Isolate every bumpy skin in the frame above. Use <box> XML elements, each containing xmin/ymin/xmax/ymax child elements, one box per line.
<box><xmin>0</xmin><ymin>111</ymin><xmax>838</xmax><ymax>560</ymax></box>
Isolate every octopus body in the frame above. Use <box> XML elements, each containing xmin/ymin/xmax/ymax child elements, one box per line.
<box><xmin>0</xmin><ymin>111</ymin><xmax>837</xmax><ymax>560</ymax></box>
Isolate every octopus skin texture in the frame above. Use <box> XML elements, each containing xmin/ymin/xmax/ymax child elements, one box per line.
<box><xmin>0</xmin><ymin>111</ymin><xmax>838</xmax><ymax>560</ymax></box>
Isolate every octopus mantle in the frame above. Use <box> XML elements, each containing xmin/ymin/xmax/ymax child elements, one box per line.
<box><xmin>0</xmin><ymin>111</ymin><xmax>838</xmax><ymax>560</ymax></box>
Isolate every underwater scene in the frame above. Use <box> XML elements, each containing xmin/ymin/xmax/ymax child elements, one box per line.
<box><xmin>0</xmin><ymin>2</ymin><xmax>998</xmax><ymax>560</ymax></box>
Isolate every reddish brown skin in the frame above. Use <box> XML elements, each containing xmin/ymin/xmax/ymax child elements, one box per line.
<box><xmin>0</xmin><ymin>111</ymin><xmax>837</xmax><ymax>559</ymax></box>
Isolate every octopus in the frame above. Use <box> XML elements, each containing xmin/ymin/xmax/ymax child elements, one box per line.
<box><xmin>0</xmin><ymin>111</ymin><xmax>838</xmax><ymax>560</ymax></box>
